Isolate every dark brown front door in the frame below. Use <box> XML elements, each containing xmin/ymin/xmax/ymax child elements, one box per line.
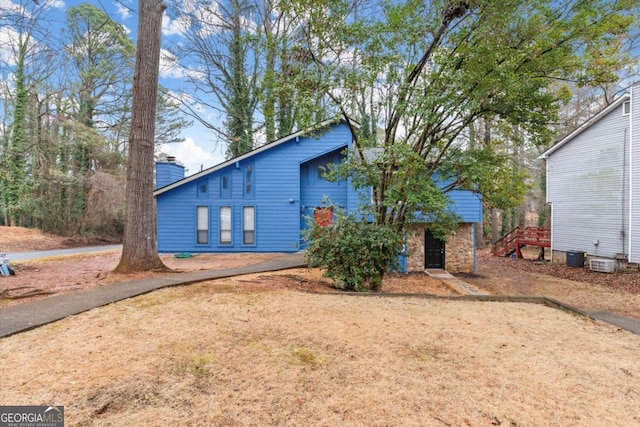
<box><xmin>425</xmin><ymin>230</ymin><xmax>445</xmax><ymax>269</ymax></box>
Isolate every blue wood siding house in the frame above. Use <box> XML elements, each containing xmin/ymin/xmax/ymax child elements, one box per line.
<box><xmin>154</xmin><ymin>120</ymin><xmax>482</xmax><ymax>273</ymax></box>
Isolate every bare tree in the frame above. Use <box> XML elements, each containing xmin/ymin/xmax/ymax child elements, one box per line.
<box><xmin>114</xmin><ymin>0</ymin><xmax>168</xmax><ymax>273</ymax></box>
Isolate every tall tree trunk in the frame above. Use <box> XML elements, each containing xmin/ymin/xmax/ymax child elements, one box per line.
<box><xmin>263</xmin><ymin>0</ymin><xmax>276</xmax><ymax>143</ymax></box>
<box><xmin>491</xmin><ymin>208</ymin><xmax>499</xmax><ymax>244</ymax></box>
<box><xmin>517</xmin><ymin>131</ymin><xmax>527</xmax><ymax>228</ymax></box>
<box><xmin>6</xmin><ymin>39</ymin><xmax>29</xmax><ymax>227</ymax></box>
<box><xmin>114</xmin><ymin>0</ymin><xmax>168</xmax><ymax>273</ymax></box>
<box><xmin>471</xmin><ymin>119</ymin><xmax>485</xmax><ymax>249</ymax></box>
<box><xmin>482</xmin><ymin>117</ymin><xmax>502</xmax><ymax>245</ymax></box>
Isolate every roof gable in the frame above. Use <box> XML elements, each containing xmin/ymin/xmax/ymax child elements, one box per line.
<box><xmin>154</xmin><ymin>119</ymin><xmax>357</xmax><ymax>196</ymax></box>
<box><xmin>539</xmin><ymin>94</ymin><xmax>629</xmax><ymax>159</ymax></box>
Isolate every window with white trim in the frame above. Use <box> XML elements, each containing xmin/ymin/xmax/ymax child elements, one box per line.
<box><xmin>243</xmin><ymin>206</ymin><xmax>255</xmax><ymax>245</ymax></box>
<box><xmin>196</xmin><ymin>206</ymin><xmax>209</xmax><ymax>244</ymax></box>
<box><xmin>220</xmin><ymin>206</ymin><xmax>232</xmax><ymax>244</ymax></box>
<box><xmin>623</xmin><ymin>100</ymin><xmax>630</xmax><ymax>116</ymax></box>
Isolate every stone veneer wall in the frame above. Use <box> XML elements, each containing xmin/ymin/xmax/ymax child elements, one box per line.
<box><xmin>405</xmin><ymin>223</ymin><xmax>475</xmax><ymax>273</ymax></box>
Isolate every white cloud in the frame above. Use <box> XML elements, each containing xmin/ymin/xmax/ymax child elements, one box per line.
<box><xmin>0</xmin><ymin>26</ymin><xmax>19</xmax><ymax>65</ymax></box>
<box><xmin>159</xmin><ymin>48</ymin><xmax>182</xmax><ymax>78</ymax></box>
<box><xmin>160</xmin><ymin>50</ymin><xmax>205</xmax><ymax>80</ymax></box>
<box><xmin>159</xmin><ymin>137</ymin><xmax>225</xmax><ymax>177</ymax></box>
<box><xmin>0</xmin><ymin>0</ymin><xmax>24</xmax><ymax>15</ymax></box>
<box><xmin>43</xmin><ymin>0</ymin><xmax>65</xmax><ymax>9</ymax></box>
<box><xmin>114</xmin><ymin>2</ymin><xmax>131</xmax><ymax>20</ymax></box>
<box><xmin>162</xmin><ymin>13</ymin><xmax>189</xmax><ymax>36</ymax></box>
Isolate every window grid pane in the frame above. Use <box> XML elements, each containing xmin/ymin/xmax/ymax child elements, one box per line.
<box><xmin>243</xmin><ymin>207</ymin><xmax>255</xmax><ymax>245</ymax></box>
<box><xmin>243</xmin><ymin>231</ymin><xmax>255</xmax><ymax>245</ymax></box>
<box><xmin>197</xmin><ymin>206</ymin><xmax>209</xmax><ymax>244</ymax></box>
<box><xmin>220</xmin><ymin>206</ymin><xmax>231</xmax><ymax>244</ymax></box>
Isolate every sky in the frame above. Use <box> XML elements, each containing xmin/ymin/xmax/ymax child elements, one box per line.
<box><xmin>0</xmin><ymin>0</ymin><xmax>227</xmax><ymax>176</ymax></box>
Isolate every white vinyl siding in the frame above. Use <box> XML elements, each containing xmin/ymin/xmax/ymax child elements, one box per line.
<box><xmin>546</xmin><ymin>101</ymin><xmax>629</xmax><ymax>258</ymax></box>
<box><xmin>243</xmin><ymin>206</ymin><xmax>255</xmax><ymax>245</ymax></box>
<box><xmin>196</xmin><ymin>206</ymin><xmax>209</xmax><ymax>244</ymax></box>
<box><xmin>220</xmin><ymin>206</ymin><xmax>232</xmax><ymax>244</ymax></box>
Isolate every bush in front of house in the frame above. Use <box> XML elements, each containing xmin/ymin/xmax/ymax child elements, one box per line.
<box><xmin>304</xmin><ymin>208</ymin><xmax>403</xmax><ymax>292</ymax></box>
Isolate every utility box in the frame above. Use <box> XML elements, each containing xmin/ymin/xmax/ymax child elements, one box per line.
<box><xmin>589</xmin><ymin>258</ymin><xmax>616</xmax><ymax>273</ymax></box>
<box><xmin>566</xmin><ymin>251</ymin><xmax>585</xmax><ymax>268</ymax></box>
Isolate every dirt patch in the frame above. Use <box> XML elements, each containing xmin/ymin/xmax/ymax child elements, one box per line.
<box><xmin>465</xmin><ymin>250</ymin><xmax>640</xmax><ymax>320</ymax></box>
<box><xmin>0</xmin><ymin>226</ymin><xmax>119</xmax><ymax>252</ymax></box>
<box><xmin>0</xmin><ymin>251</ymin><xmax>456</xmax><ymax>306</ymax></box>
<box><xmin>472</xmin><ymin>248</ymin><xmax>640</xmax><ymax>293</ymax></box>
<box><xmin>2</xmin><ymin>228</ymin><xmax>640</xmax><ymax>321</ymax></box>
<box><xmin>0</xmin><ymin>224</ymin><xmax>455</xmax><ymax>306</ymax></box>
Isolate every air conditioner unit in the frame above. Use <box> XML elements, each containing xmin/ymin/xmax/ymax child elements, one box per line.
<box><xmin>589</xmin><ymin>258</ymin><xmax>616</xmax><ymax>273</ymax></box>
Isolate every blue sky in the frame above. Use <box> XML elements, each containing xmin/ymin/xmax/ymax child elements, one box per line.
<box><xmin>0</xmin><ymin>0</ymin><xmax>227</xmax><ymax>176</ymax></box>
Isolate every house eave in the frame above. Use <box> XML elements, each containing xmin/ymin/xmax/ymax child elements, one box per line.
<box><xmin>539</xmin><ymin>94</ymin><xmax>630</xmax><ymax>160</ymax></box>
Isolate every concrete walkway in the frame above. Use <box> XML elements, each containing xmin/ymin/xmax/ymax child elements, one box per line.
<box><xmin>425</xmin><ymin>268</ymin><xmax>489</xmax><ymax>296</ymax></box>
<box><xmin>0</xmin><ymin>253</ymin><xmax>306</xmax><ymax>338</ymax></box>
<box><xmin>1</xmin><ymin>254</ymin><xmax>639</xmax><ymax>337</ymax></box>
<box><xmin>584</xmin><ymin>311</ymin><xmax>640</xmax><ymax>335</ymax></box>
<box><xmin>8</xmin><ymin>245</ymin><xmax>123</xmax><ymax>261</ymax></box>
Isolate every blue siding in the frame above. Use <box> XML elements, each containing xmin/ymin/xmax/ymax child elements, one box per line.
<box><xmin>446</xmin><ymin>189</ymin><xmax>482</xmax><ymax>223</ymax></box>
<box><xmin>299</xmin><ymin>148</ymin><xmax>349</xmax><ymax>246</ymax></box>
<box><xmin>156</xmin><ymin>121</ymin><xmax>482</xmax><ymax>258</ymax></box>
<box><xmin>156</xmin><ymin>162</ymin><xmax>185</xmax><ymax>189</ymax></box>
<box><xmin>156</xmin><ymin>122</ymin><xmax>355</xmax><ymax>253</ymax></box>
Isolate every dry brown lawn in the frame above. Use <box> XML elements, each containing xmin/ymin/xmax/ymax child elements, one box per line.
<box><xmin>2</xmin><ymin>227</ymin><xmax>640</xmax><ymax>425</ymax></box>
<box><xmin>1</xmin><ymin>278</ymin><xmax>640</xmax><ymax>426</ymax></box>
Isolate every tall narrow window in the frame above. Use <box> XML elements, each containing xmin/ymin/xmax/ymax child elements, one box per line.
<box><xmin>196</xmin><ymin>206</ymin><xmax>209</xmax><ymax>244</ymax></box>
<box><xmin>243</xmin><ymin>207</ymin><xmax>255</xmax><ymax>245</ymax></box>
<box><xmin>623</xmin><ymin>100</ymin><xmax>630</xmax><ymax>116</ymax></box>
<box><xmin>245</xmin><ymin>164</ymin><xmax>254</xmax><ymax>196</ymax></box>
<box><xmin>220</xmin><ymin>206</ymin><xmax>232</xmax><ymax>244</ymax></box>
<box><xmin>221</xmin><ymin>174</ymin><xmax>231</xmax><ymax>198</ymax></box>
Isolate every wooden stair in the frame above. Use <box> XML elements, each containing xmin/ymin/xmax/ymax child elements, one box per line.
<box><xmin>492</xmin><ymin>227</ymin><xmax>551</xmax><ymax>260</ymax></box>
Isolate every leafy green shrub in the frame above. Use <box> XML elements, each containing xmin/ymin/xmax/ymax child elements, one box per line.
<box><xmin>303</xmin><ymin>208</ymin><xmax>403</xmax><ymax>292</ymax></box>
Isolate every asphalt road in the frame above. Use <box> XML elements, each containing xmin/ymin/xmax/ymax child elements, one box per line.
<box><xmin>4</xmin><ymin>245</ymin><xmax>123</xmax><ymax>261</ymax></box>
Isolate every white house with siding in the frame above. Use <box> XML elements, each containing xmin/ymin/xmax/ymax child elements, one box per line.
<box><xmin>540</xmin><ymin>85</ymin><xmax>640</xmax><ymax>266</ymax></box>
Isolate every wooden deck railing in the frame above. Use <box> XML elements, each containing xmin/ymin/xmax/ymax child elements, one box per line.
<box><xmin>492</xmin><ymin>227</ymin><xmax>550</xmax><ymax>259</ymax></box>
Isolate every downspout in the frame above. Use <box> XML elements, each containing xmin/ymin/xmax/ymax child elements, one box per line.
<box><xmin>549</xmin><ymin>202</ymin><xmax>553</xmax><ymax>259</ymax></box>
<box><xmin>629</xmin><ymin>88</ymin><xmax>634</xmax><ymax>261</ymax></box>
<box><xmin>472</xmin><ymin>223</ymin><xmax>477</xmax><ymax>274</ymax></box>
<box><xmin>544</xmin><ymin>157</ymin><xmax>553</xmax><ymax>259</ymax></box>
<box><xmin>622</xmin><ymin>128</ymin><xmax>627</xmax><ymax>256</ymax></box>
